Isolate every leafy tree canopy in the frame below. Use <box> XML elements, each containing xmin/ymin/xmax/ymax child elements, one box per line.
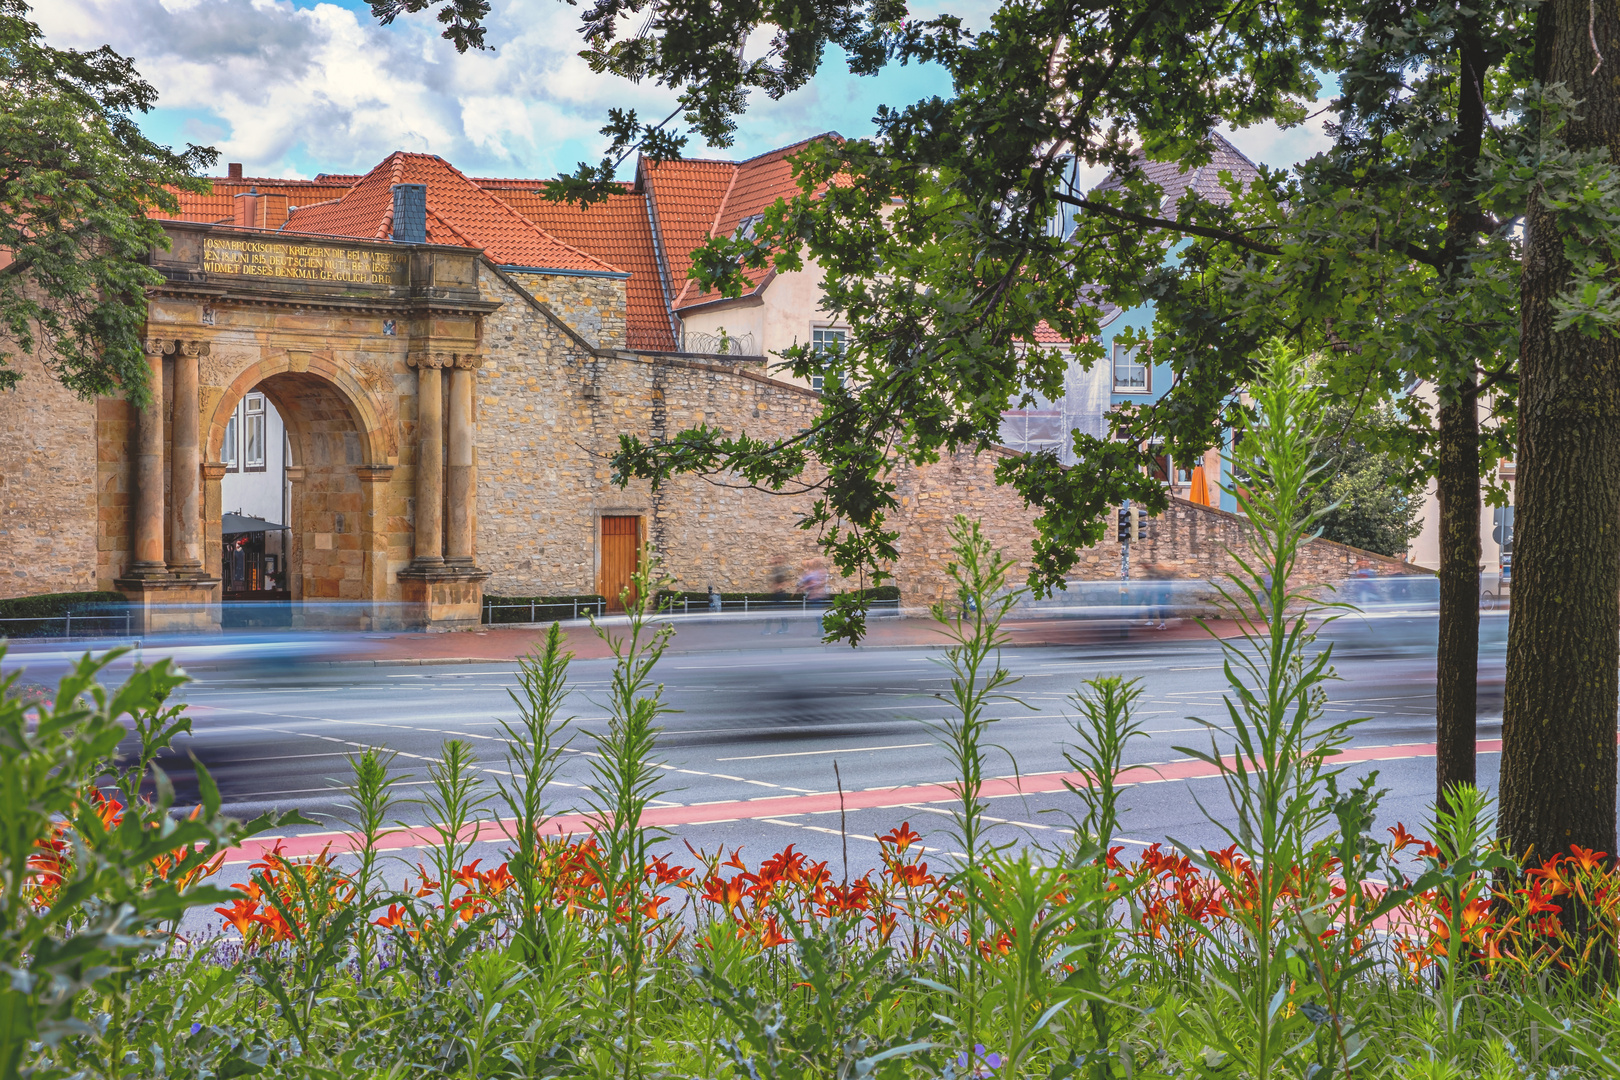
<box><xmin>0</xmin><ymin>0</ymin><xmax>214</xmax><ymax>404</ymax></box>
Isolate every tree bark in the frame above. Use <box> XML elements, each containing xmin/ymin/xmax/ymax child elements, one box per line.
<box><xmin>1435</xmin><ymin>385</ymin><xmax>1480</xmax><ymax>807</ymax></box>
<box><xmin>1499</xmin><ymin>0</ymin><xmax>1620</xmax><ymax>864</ymax></box>
<box><xmin>1433</xmin><ymin>16</ymin><xmax>1487</xmax><ymax>812</ymax></box>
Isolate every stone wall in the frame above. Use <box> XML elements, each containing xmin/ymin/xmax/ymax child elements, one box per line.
<box><xmin>0</xmin><ymin>351</ymin><xmax>100</xmax><ymax>598</ymax></box>
<box><xmin>471</xmin><ymin>265</ymin><xmax>1418</xmax><ymax>606</ymax></box>
<box><xmin>499</xmin><ymin>270</ymin><xmax>627</xmax><ymax>352</ymax></box>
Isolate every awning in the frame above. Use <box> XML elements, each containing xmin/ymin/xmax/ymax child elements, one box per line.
<box><xmin>222</xmin><ymin>512</ymin><xmax>286</xmax><ymax>535</ymax></box>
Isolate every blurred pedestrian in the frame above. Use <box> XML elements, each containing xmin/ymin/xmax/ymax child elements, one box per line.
<box><xmin>766</xmin><ymin>556</ymin><xmax>791</xmax><ymax>634</ymax></box>
<box><xmin>801</xmin><ymin>556</ymin><xmax>831</xmax><ymax>633</ymax></box>
<box><xmin>708</xmin><ymin>584</ymin><xmax>722</xmax><ymax>613</ymax></box>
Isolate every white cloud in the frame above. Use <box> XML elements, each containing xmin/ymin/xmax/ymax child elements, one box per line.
<box><xmin>36</xmin><ymin>0</ymin><xmax>683</xmax><ymax>177</ymax></box>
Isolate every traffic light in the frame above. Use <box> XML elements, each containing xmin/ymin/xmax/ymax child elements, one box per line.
<box><xmin>1135</xmin><ymin>507</ymin><xmax>1148</xmax><ymax>541</ymax></box>
<box><xmin>1117</xmin><ymin>507</ymin><xmax>1131</xmax><ymax>544</ymax></box>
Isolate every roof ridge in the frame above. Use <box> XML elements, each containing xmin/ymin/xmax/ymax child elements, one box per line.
<box><xmin>670</xmin><ymin>165</ymin><xmax>741</xmax><ymax>309</ymax></box>
<box><xmin>732</xmin><ymin>131</ymin><xmax>840</xmax><ymax>166</ymax></box>
<box><xmin>425</xmin><ymin>205</ymin><xmax>478</xmax><ymax>248</ymax></box>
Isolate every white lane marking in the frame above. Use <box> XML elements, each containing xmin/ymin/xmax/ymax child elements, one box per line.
<box><xmin>717</xmin><ymin>742</ymin><xmax>934</xmax><ymax>761</ymax></box>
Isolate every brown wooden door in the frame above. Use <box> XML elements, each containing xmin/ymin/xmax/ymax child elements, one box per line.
<box><xmin>599</xmin><ymin>516</ymin><xmax>641</xmax><ymax>611</ymax></box>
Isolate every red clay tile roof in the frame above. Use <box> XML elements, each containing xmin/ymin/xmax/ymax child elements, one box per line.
<box><xmin>149</xmin><ymin>178</ymin><xmax>354</xmax><ymax>226</ymax></box>
<box><xmin>484</xmin><ymin>185</ymin><xmax>675</xmax><ymax>351</ymax></box>
<box><xmin>636</xmin><ymin>157</ymin><xmax>738</xmax><ymax>306</ymax></box>
<box><xmin>284</xmin><ymin>153</ymin><xmax>624</xmax><ymax>275</ymax></box>
<box><xmin>667</xmin><ymin>135</ymin><xmax>834</xmax><ymax>311</ymax></box>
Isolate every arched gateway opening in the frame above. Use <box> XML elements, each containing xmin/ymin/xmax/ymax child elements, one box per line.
<box><xmin>206</xmin><ymin>363</ymin><xmax>393</xmax><ymax>630</ymax></box>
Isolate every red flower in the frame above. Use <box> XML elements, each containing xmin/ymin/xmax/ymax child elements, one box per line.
<box><xmin>878</xmin><ymin>823</ymin><xmax>923</xmax><ymax>853</ymax></box>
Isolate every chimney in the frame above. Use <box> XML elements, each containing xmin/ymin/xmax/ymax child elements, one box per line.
<box><xmin>391</xmin><ymin>183</ymin><xmax>427</xmax><ymax>244</ymax></box>
<box><xmin>233</xmin><ymin>186</ymin><xmax>259</xmax><ymax>229</ymax></box>
<box><xmin>227</xmin><ymin>162</ymin><xmax>243</xmax><ymax>180</ymax></box>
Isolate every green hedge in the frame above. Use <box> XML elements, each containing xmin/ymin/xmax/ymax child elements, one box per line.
<box><xmin>0</xmin><ymin>592</ymin><xmax>129</xmax><ymax>639</ymax></box>
<box><xmin>0</xmin><ymin>591</ymin><xmax>128</xmax><ymax>621</ymax></box>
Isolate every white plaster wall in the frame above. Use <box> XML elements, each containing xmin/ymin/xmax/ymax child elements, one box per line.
<box><xmin>220</xmin><ymin>395</ymin><xmax>288</xmax><ymax>525</ymax></box>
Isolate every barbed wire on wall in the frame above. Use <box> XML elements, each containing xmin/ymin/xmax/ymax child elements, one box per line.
<box><xmin>682</xmin><ymin>329</ymin><xmax>760</xmax><ymax>356</ymax></box>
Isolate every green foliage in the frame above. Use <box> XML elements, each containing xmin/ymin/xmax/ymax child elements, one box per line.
<box><xmin>1301</xmin><ymin>401</ymin><xmax>1426</xmax><ymax>557</ymax></box>
<box><xmin>699</xmin><ymin>912</ymin><xmax>932</xmax><ymax>1080</ymax></box>
<box><xmin>0</xmin><ymin>645</ymin><xmax>293</xmax><ymax>1079</ymax></box>
<box><xmin>0</xmin><ymin>0</ymin><xmax>214</xmax><ymax>402</ymax></box>
<box><xmin>494</xmin><ymin>622</ymin><xmax>573</xmax><ymax>963</ymax></box>
<box><xmin>0</xmin><ymin>592</ymin><xmax>126</xmax><ymax>622</ymax></box>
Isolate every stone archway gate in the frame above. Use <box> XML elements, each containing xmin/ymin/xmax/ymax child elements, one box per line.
<box><xmin>117</xmin><ymin>222</ymin><xmax>497</xmax><ymax>632</ymax></box>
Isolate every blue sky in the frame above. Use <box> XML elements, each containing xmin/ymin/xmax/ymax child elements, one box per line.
<box><xmin>40</xmin><ymin>0</ymin><xmax>1333</xmax><ymax>180</ymax></box>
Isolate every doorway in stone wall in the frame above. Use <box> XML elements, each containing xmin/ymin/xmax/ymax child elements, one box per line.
<box><xmin>211</xmin><ymin>369</ymin><xmax>383</xmax><ymax>629</ymax></box>
<box><xmin>599</xmin><ymin>515</ymin><xmax>642</xmax><ymax>612</ymax></box>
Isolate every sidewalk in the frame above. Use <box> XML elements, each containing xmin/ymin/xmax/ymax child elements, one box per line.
<box><xmin>325</xmin><ymin>610</ymin><xmax>1247</xmax><ymax>666</ymax></box>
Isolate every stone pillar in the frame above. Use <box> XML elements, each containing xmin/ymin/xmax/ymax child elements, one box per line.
<box><xmin>202</xmin><ymin>462</ymin><xmax>228</xmax><ymax>584</ymax></box>
<box><xmin>285</xmin><ymin>465</ymin><xmax>306</xmax><ymax>603</ymax></box>
<box><xmin>128</xmin><ymin>339</ymin><xmax>173</xmax><ymax>578</ymax></box>
<box><xmin>168</xmin><ymin>340</ymin><xmax>207</xmax><ymax>575</ymax></box>
<box><xmin>410</xmin><ymin>353</ymin><xmax>446</xmax><ymax>567</ymax></box>
<box><xmin>357</xmin><ymin>464</ymin><xmax>395</xmax><ymax>627</ymax></box>
<box><xmin>446</xmin><ymin>353</ymin><xmax>477</xmax><ymax>568</ymax></box>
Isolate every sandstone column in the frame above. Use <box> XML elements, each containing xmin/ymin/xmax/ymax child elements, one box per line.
<box><xmin>129</xmin><ymin>339</ymin><xmax>173</xmax><ymax>578</ymax></box>
<box><xmin>445</xmin><ymin>353</ymin><xmax>477</xmax><ymax>567</ymax></box>
<box><xmin>202</xmin><ymin>461</ymin><xmax>228</xmax><ymax>583</ymax></box>
<box><xmin>410</xmin><ymin>353</ymin><xmax>446</xmax><ymax>567</ymax></box>
<box><xmin>357</xmin><ymin>464</ymin><xmax>395</xmax><ymax>624</ymax></box>
<box><xmin>168</xmin><ymin>340</ymin><xmax>207</xmax><ymax>575</ymax></box>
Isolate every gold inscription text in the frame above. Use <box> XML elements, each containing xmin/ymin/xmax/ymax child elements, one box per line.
<box><xmin>202</xmin><ymin>237</ymin><xmax>407</xmax><ymax>285</ymax></box>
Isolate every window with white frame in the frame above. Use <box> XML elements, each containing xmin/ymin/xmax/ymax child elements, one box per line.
<box><xmin>1112</xmin><ymin>341</ymin><xmax>1149</xmax><ymax>392</ymax></box>
<box><xmin>810</xmin><ymin>327</ymin><xmax>847</xmax><ymax>391</ymax></box>
<box><xmin>222</xmin><ymin>411</ymin><xmax>239</xmax><ymax>472</ymax></box>
<box><xmin>243</xmin><ymin>393</ymin><xmax>267</xmax><ymax>471</ymax></box>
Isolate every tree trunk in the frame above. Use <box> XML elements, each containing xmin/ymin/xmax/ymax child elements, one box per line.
<box><xmin>1499</xmin><ymin>0</ymin><xmax>1620</xmax><ymax>864</ymax></box>
<box><xmin>1435</xmin><ymin>386</ymin><xmax>1480</xmax><ymax>807</ymax></box>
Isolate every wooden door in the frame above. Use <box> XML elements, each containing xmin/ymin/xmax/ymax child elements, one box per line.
<box><xmin>599</xmin><ymin>516</ymin><xmax>641</xmax><ymax>611</ymax></box>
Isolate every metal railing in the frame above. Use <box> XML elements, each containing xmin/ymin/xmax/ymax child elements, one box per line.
<box><xmin>483</xmin><ymin>598</ymin><xmax>608</xmax><ymax>624</ymax></box>
<box><xmin>0</xmin><ymin>612</ymin><xmax>134</xmax><ymax>640</ymax></box>
<box><xmin>482</xmin><ymin>596</ymin><xmax>901</xmax><ymax>624</ymax></box>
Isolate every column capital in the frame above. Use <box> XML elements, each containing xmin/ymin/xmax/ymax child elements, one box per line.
<box><xmin>453</xmin><ymin>352</ymin><xmax>482</xmax><ymax>370</ymax></box>
<box><xmin>202</xmin><ymin>462</ymin><xmax>229</xmax><ymax>482</ymax></box>
<box><xmin>178</xmin><ymin>339</ymin><xmax>212</xmax><ymax>358</ymax></box>
<box><xmin>143</xmin><ymin>338</ymin><xmax>176</xmax><ymax>357</ymax></box>
<box><xmin>356</xmin><ymin>464</ymin><xmax>395</xmax><ymax>484</ymax></box>
<box><xmin>407</xmin><ymin>351</ymin><xmax>451</xmax><ymax>369</ymax></box>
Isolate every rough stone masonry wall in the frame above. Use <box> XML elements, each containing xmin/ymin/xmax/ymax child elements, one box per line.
<box><xmin>504</xmin><ymin>271</ymin><xmax>627</xmax><ymax>352</ymax></box>
<box><xmin>473</xmin><ymin>264</ymin><xmax>1416</xmax><ymax>605</ymax></box>
<box><xmin>887</xmin><ymin>452</ymin><xmax>1416</xmax><ymax>605</ymax></box>
<box><xmin>0</xmin><ymin>350</ymin><xmax>100</xmax><ymax>598</ymax></box>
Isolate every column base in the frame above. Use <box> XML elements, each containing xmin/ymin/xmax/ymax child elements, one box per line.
<box><xmin>397</xmin><ymin>565</ymin><xmax>490</xmax><ymax>631</ymax></box>
<box><xmin>123</xmin><ymin>562</ymin><xmax>175</xmax><ymax>581</ymax></box>
<box><xmin>115</xmin><ymin>576</ymin><xmax>222</xmax><ymax>634</ymax></box>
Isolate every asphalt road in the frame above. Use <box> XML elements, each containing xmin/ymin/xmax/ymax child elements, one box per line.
<box><xmin>4</xmin><ymin>608</ymin><xmax>1521</xmax><ymax>896</ymax></box>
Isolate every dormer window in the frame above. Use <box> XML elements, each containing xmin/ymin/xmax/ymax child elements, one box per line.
<box><xmin>735</xmin><ymin>214</ymin><xmax>764</xmax><ymax>242</ymax></box>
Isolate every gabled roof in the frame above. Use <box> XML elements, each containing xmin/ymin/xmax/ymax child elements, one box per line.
<box><xmin>284</xmin><ymin>152</ymin><xmax>624</xmax><ymax>275</ymax></box>
<box><xmin>1092</xmin><ymin>132</ymin><xmax>1261</xmax><ymax>211</ymax></box>
<box><xmin>662</xmin><ymin>135</ymin><xmax>837</xmax><ymax>312</ymax></box>
<box><xmin>489</xmin><ymin>184</ymin><xmax>675</xmax><ymax>351</ymax></box>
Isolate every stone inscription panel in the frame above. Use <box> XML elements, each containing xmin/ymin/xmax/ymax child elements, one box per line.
<box><xmin>203</xmin><ymin>237</ymin><xmax>407</xmax><ymax>285</ymax></box>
